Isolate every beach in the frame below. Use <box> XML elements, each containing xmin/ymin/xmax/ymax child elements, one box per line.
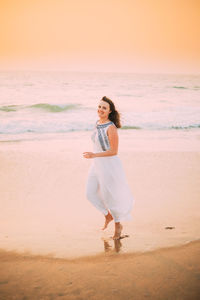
<box><xmin>0</xmin><ymin>130</ymin><xmax>200</xmax><ymax>299</ymax></box>
<box><xmin>1</xmin><ymin>0</ymin><xmax>200</xmax><ymax>296</ymax></box>
<box><xmin>0</xmin><ymin>240</ymin><xmax>199</xmax><ymax>299</ymax></box>
<box><xmin>0</xmin><ymin>130</ymin><xmax>200</xmax><ymax>258</ymax></box>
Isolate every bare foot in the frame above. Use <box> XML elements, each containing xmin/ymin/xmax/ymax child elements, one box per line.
<box><xmin>102</xmin><ymin>212</ymin><xmax>113</xmax><ymax>230</ymax></box>
<box><xmin>112</xmin><ymin>223</ymin><xmax>123</xmax><ymax>240</ymax></box>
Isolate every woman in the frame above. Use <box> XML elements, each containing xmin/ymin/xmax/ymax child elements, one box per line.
<box><xmin>83</xmin><ymin>96</ymin><xmax>134</xmax><ymax>240</ymax></box>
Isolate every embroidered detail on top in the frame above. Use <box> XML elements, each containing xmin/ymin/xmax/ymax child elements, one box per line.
<box><xmin>96</xmin><ymin>121</ymin><xmax>113</xmax><ymax>128</ymax></box>
<box><xmin>102</xmin><ymin>127</ymin><xmax>110</xmax><ymax>148</ymax></box>
<box><xmin>97</xmin><ymin>127</ymin><xmax>106</xmax><ymax>151</ymax></box>
<box><xmin>95</xmin><ymin>120</ymin><xmax>115</xmax><ymax>151</ymax></box>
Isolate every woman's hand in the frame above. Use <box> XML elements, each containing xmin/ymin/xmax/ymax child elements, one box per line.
<box><xmin>83</xmin><ymin>152</ymin><xmax>96</xmax><ymax>159</ymax></box>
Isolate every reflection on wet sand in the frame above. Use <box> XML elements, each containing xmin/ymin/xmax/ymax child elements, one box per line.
<box><xmin>102</xmin><ymin>235</ymin><xmax>129</xmax><ymax>253</ymax></box>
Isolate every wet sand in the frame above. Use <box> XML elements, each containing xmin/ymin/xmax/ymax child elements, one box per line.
<box><xmin>0</xmin><ymin>240</ymin><xmax>199</xmax><ymax>300</ymax></box>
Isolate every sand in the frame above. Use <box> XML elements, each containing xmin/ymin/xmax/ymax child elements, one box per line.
<box><xmin>0</xmin><ymin>131</ymin><xmax>200</xmax><ymax>258</ymax></box>
<box><xmin>0</xmin><ymin>240</ymin><xmax>199</xmax><ymax>300</ymax></box>
<box><xmin>0</xmin><ymin>130</ymin><xmax>200</xmax><ymax>299</ymax></box>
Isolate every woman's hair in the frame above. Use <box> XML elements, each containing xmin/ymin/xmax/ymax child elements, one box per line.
<box><xmin>101</xmin><ymin>96</ymin><xmax>121</xmax><ymax>128</ymax></box>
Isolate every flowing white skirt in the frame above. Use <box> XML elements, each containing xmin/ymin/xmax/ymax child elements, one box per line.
<box><xmin>86</xmin><ymin>155</ymin><xmax>134</xmax><ymax>222</ymax></box>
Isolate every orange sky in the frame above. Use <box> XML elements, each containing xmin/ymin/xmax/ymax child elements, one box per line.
<box><xmin>0</xmin><ymin>0</ymin><xmax>199</xmax><ymax>73</ymax></box>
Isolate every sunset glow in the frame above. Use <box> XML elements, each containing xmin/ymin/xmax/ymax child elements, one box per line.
<box><xmin>0</xmin><ymin>0</ymin><xmax>199</xmax><ymax>73</ymax></box>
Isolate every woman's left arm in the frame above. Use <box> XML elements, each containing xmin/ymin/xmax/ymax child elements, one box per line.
<box><xmin>83</xmin><ymin>125</ymin><xmax>118</xmax><ymax>159</ymax></box>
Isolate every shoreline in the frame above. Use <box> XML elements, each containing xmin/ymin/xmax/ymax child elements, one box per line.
<box><xmin>1</xmin><ymin>128</ymin><xmax>200</xmax><ymax>152</ymax></box>
<box><xmin>0</xmin><ymin>238</ymin><xmax>200</xmax><ymax>263</ymax></box>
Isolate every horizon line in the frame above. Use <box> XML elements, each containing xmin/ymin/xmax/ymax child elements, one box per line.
<box><xmin>0</xmin><ymin>69</ymin><xmax>199</xmax><ymax>76</ymax></box>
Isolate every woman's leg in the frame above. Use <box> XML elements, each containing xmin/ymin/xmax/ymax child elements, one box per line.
<box><xmin>113</xmin><ymin>222</ymin><xmax>123</xmax><ymax>240</ymax></box>
<box><xmin>102</xmin><ymin>211</ymin><xmax>113</xmax><ymax>230</ymax></box>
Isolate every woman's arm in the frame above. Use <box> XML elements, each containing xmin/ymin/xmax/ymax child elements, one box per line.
<box><xmin>83</xmin><ymin>125</ymin><xmax>118</xmax><ymax>159</ymax></box>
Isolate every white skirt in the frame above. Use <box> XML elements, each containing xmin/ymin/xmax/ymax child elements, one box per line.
<box><xmin>86</xmin><ymin>155</ymin><xmax>134</xmax><ymax>222</ymax></box>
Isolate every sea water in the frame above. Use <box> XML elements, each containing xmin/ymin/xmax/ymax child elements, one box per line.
<box><xmin>0</xmin><ymin>71</ymin><xmax>200</xmax><ymax>143</ymax></box>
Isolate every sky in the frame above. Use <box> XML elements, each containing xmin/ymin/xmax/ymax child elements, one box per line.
<box><xmin>0</xmin><ymin>0</ymin><xmax>199</xmax><ymax>73</ymax></box>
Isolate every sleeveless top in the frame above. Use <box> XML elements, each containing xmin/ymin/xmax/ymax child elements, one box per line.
<box><xmin>91</xmin><ymin>120</ymin><xmax>116</xmax><ymax>151</ymax></box>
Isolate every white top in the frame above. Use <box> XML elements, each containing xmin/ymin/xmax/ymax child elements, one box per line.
<box><xmin>91</xmin><ymin>120</ymin><xmax>116</xmax><ymax>152</ymax></box>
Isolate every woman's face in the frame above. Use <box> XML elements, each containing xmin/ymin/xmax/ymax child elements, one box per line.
<box><xmin>97</xmin><ymin>100</ymin><xmax>111</xmax><ymax>119</ymax></box>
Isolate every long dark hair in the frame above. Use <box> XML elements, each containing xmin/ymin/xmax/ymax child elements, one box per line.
<box><xmin>101</xmin><ymin>96</ymin><xmax>121</xmax><ymax>128</ymax></box>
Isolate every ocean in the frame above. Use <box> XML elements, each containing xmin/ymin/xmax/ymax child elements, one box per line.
<box><xmin>0</xmin><ymin>71</ymin><xmax>200</xmax><ymax>142</ymax></box>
